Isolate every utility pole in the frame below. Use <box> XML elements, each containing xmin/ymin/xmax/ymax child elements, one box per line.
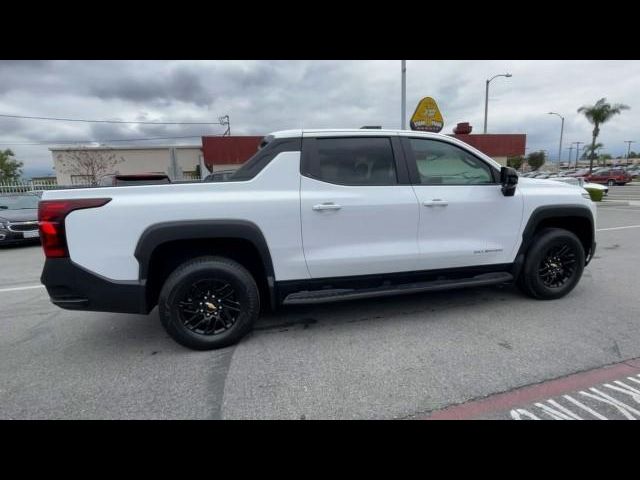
<box><xmin>573</xmin><ymin>141</ymin><xmax>583</xmax><ymax>168</ymax></box>
<box><xmin>219</xmin><ymin>115</ymin><xmax>230</xmax><ymax>136</ymax></box>
<box><xmin>401</xmin><ymin>60</ymin><xmax>406</xmax><ymax>130</ymax></box>
<box><xmin>625</xmin><ymin>140</ymin><xmax>635</xmax><ymax>165</ymax></box>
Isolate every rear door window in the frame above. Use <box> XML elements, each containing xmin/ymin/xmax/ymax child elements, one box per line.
<box><xmin>303</xmin><ymin>137</ymin><xmax>398</xmax><ymax>186</ymax></box>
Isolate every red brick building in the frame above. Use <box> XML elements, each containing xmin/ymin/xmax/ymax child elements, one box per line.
<box><xmin>201</xmin><ymin>136</ymin><xmax>263</xmax><ymax>172</ymax></box>
<box><xmin>449</xmin><ymin>122</ymin><xmax>526</xmax><ymax>166</ymax></box>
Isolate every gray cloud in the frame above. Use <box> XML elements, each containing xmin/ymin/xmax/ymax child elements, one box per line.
<box><xmin>89</xmin><ymin>67</ymin><xmax>212</xmax><ymax>106</ymax></box>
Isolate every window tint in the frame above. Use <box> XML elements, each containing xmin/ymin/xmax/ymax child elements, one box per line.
<box><xmin>408</xmin><ymin>138</ymin><xmax>494</xmax><ymax>185</ymax></box>
<box><xmin>308</xmin><ymin>137</ymin><xmax>397</xmax><ymax>185</ymax></box>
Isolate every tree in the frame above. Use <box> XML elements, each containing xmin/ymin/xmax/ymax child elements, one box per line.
<box><xmin>581</xmin><ymin>142</ymin><xmax>604</xmax><ymax>160</ymax></box>
<box><xmin>0</xmin><ymin>149</ymin><xmax>23</xmax><ymax>181</ymax></box>
<box><xmin>578</xmin><ymin>98</ymin><xmax>630</xmax><ymax>173</ymax></box>
<box><xmin>527</xmin><ymin>151</ymin><xmax>546</xmax><ymax>171</ymax></box>
<box><xmin>58</xmin><ymin>147</ymin><xmax>124</xmax><ymax>184</ymax></box>
<box><xmin>507</xmin><ymin>155</ymin><xmax>524</xmax><ymax>170</ymax></box>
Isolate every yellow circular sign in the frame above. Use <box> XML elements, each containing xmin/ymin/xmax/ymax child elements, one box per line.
<box><xmin>410</xmin><ymin>97</ymin><xmax>444</xmax><ymax>133</ymax></box>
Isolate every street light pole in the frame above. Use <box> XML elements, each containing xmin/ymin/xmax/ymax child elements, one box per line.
<box><xmin>401</xmin><ymin>60</ymin><xmax>406</xmax><ymax>130</ymax></box>
<box><xmin>548</xmin><ymin>112</ymin><xmax>564</xmax><ymax>169</ymax></box>
<box><xmin>483</xmin><ymin>73</ymin><xmax>512</xmax><ymax>134</ymax></box>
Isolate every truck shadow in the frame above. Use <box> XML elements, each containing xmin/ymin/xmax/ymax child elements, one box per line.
<box><xmin>254</xmin><ymin>284</ymin><xmax>523</xmax><ymax>334</ymax></box>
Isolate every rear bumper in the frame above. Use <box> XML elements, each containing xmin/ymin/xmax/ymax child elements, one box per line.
<box><xmin>41</xmin><ymin>258</ymin><xmax>148</xmax><ymax>314</ymax></box>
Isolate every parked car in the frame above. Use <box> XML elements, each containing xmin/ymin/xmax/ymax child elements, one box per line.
<box><xmin>550</xmin><ymin>177</ymin><xmax>608</xmax><ymax>201</ymax></box>
<box><xmin>39</xmin><ymin>129</ymin><xmax>597</xmax><ymax>350</ymax></box>
<box><xmin>625</xmin><ymin>167</ymin><xmax>640</xmax><ymax>178</ymax></box>
<box><xmin>584</xmin><ymin>168</ymin><xmax>632</xmax><ymax>186</ymax></box>
<box><xmin>203</xmin><ymin>169</ymin><xmax>237</xmax><ymax>182</ymax></box>
<box><xmin>565</xmin><ymin>168</ymin><xmax>591</xmax><ymax>177</ymax></box>
<box><xmin>0</xmin><ymin>193</ymin><xmax>40</xmax><ymax>246</ymax></box>
<box><xmin>98</xmin><ymin>173</ymin><xmax>171</xmax><ymax>186</ymax></box>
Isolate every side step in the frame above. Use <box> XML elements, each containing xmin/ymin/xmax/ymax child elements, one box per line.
<box><xmin>283</xmin><ymin>272</ymin><xmax>514</xmax><ymax>305</ymax></box>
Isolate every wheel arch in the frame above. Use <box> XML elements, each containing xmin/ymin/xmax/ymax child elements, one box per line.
<box><xmin>135</xmin><ymin>220</ymin><xmax>276</xmax><ymax>311</ymax></box>
<box><xmin>514</xmin><ymin>205</ymin><xmax>596</xmax><ymax>276</ymax></box>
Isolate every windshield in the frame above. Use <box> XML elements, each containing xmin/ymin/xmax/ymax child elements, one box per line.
<box><xmin>0</xmin><ymin>195</ymin><xmax>40</xmax><ymax>210</ymax></box>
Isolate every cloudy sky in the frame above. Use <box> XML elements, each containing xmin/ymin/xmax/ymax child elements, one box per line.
<box><xmin>1</xmin><ymin>60</ymin><xmax>638</xmax><ymax>177</ymax></box>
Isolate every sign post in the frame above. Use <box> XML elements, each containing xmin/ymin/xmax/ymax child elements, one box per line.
<box><xmin>410</xmin><ymin>97</ymin><xmax>444</xmax><ymax>133</ymax></box>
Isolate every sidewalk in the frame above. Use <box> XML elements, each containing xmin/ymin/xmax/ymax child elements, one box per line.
<box><xmin>419</xmin><ymin>358</ymin><xmax>640</xmax><ymax>420</ymax></box>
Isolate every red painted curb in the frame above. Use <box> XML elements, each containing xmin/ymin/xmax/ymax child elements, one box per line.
<box><xmin>423</xmin><ymin>358</ymin><xmax>640</xmax><ymax>420</ymax></box>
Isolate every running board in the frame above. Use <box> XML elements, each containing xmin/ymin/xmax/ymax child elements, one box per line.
<box><xmin>283</xmin><ymin>272</ymin><xmax>514</xmax><ymax>305</ymax></box>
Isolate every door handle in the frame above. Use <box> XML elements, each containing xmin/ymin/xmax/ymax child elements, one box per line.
<box><xmin>423</xmin><ymin>199</ymin><xmax>448</xmax><ymax>207</ymax></box>
<box><xmin>313</xmin><ymin>202</ymin><xmax>342</xmax><ymax>211</ymax></box>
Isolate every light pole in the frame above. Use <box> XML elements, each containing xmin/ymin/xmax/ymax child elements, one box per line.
<box><xmin>484</xmin><ymin>73</ymin><xmax>512</xmax><ymax>134</ymax></box>
<box><xmin>625</xmin><ymin>140</ymin><xmax>635</xmax><ymax>165</ymax></box>
<box><xmin>547</xmin><ymin>112</ymin><xmax>564</xmax><ymax>169</ymax></box>
<box><xmin>401</xmin><ymin>60</ymin><xmax>407</xmax><ymax>130</ymax></box>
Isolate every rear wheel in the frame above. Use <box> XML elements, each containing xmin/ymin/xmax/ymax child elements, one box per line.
<box><xmin>518</xmin><ymin>228</ymin><xmax>585</xmax><ymax>300</ymax></box>
<box><xmin>158</xmin><ymin>256</ymin><xmax>260</xmax><ymax>350</ymax></box>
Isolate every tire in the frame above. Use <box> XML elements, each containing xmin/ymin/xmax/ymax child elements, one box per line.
<box><xmin>517</xmin><ymin>228</ymin><xmax>585</xmax><ymax>300</ymax></box>
<box><xmin>158</xmin><ymin>256</ymin><xmax>260</xmax><ymax>350</ymax></box>
<box><xmin>607</xmin><ymin>179</ymin><xmax>615</xmax><ymax>186</ymax></box>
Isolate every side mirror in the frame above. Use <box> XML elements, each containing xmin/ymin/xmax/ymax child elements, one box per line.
<box><xmin>500</xmin><ymin>166</ymin><xmax>518</xmax><ymax>197</ymax></box>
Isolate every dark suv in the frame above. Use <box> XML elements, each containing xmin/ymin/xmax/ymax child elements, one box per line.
<box><xmin>584</xmin><ymin>168</ymin><xmax>632</xmax><ymax>186</ymax></box>
<box><xmin>0</xmin><ymin>193</ymin><xmax>40</xmax><ymax>246</ymax></box>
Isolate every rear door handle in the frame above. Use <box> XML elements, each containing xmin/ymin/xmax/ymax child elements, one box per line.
<box><xmin>313</xmin><ymin>202</ymin><xmax>342</xmax><ymax>211</ymax></box>
<box><xmin>423</xmin><ymin>199</ymin><xmax>448</xmax><ymax>207</ymax></box>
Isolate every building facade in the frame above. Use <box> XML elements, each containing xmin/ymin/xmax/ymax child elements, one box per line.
<box><xmin>50</xmin><ymin>145</ymin><xmax>203</xmax><ymax>184</ymax></box>
<box><xmin>448</xmin><ymin>122</ymin><xmax>527</xmax><ymax>166</ymax></box>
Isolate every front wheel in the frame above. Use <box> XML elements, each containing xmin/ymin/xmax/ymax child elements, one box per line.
<box><xmin>607</xmin><ymin>179</ymin><xmax>615</xmax><ymax>186</ymax></box>
<box><xmin>517</xmin><ymin>228</ymin><xmax>585</xmax><ymax>300</ymax></box>
<box><xmin>158</xmin><ymin>256</ymin><xmax>260</xmax><ymax>350</ymax></box>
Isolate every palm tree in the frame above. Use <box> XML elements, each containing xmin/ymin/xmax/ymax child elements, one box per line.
<box><xmin>581</xmin><ymin>142</ymin><xmax>604</xmax><ymax>163</ymax></box>
<box><xmin>578</xmin><ymin>98</ymin><xmax>630</xmax><ymax>173</ymax></box>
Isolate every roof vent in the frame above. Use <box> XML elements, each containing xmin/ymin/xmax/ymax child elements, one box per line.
<box><xmin>453</xmin><ymin>122</ymin><xmax>472</xmax><ymax>135</ymax></box>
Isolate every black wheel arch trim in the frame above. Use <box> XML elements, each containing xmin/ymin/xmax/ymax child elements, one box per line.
<box><xmin>514</xmin><ymin>204</ymin><xmax>595</xmax><ymax>277</ymax></box>
<box><xmin>134</xmin><ymin>219</ymin><xmax>276</xmax><ymax>309</ymax></box>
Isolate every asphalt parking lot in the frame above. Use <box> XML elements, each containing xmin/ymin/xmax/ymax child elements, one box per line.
<box><xmin>1</xmin><ymin>199</ymin><xmax>640</xmax><ymax>419</ymax></box>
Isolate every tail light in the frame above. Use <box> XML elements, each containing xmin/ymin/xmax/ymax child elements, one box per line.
<box><xmin>38</xmin><ymin>198</ymin><xmax>111</xmax><ymax>258</ymax></box>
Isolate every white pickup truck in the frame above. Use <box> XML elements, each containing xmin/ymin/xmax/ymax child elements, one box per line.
<box><xmin>39</xmin><ymin>129</ymin><xmax>597</xmax><ymax>350</ymax></box>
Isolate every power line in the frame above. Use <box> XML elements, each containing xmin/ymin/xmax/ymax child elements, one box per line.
<box><xmin>0</xmin><ymin>134</ymin><xmax>223</xmax><ymax>146</ymax></box>
<box><xmin>0</xmin><ymin>113</ymin><xmax>224</xmax><ymax>125</ymax></box>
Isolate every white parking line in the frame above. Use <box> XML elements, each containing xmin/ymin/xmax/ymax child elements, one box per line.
<box><xmin>0</xmin><ymin>285</ymin><xmax>45</xmax><ymax>293</ymax></box>
<box><xmin>597</xmin><ymin>225</ymin><xmax>640</xmax><ymax>232</ymax></box>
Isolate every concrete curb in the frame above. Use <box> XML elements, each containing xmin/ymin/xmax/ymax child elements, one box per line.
<box><xmin>597</xmin><ymin>201</ymin><xmax>631</xmax><ymax>207</ymax></box>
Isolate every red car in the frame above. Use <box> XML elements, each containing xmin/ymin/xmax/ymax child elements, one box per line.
<box><xmin>583</xmin><ymin>168</ymin><xmax>632</xmax><ymax>186</ymax></box>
